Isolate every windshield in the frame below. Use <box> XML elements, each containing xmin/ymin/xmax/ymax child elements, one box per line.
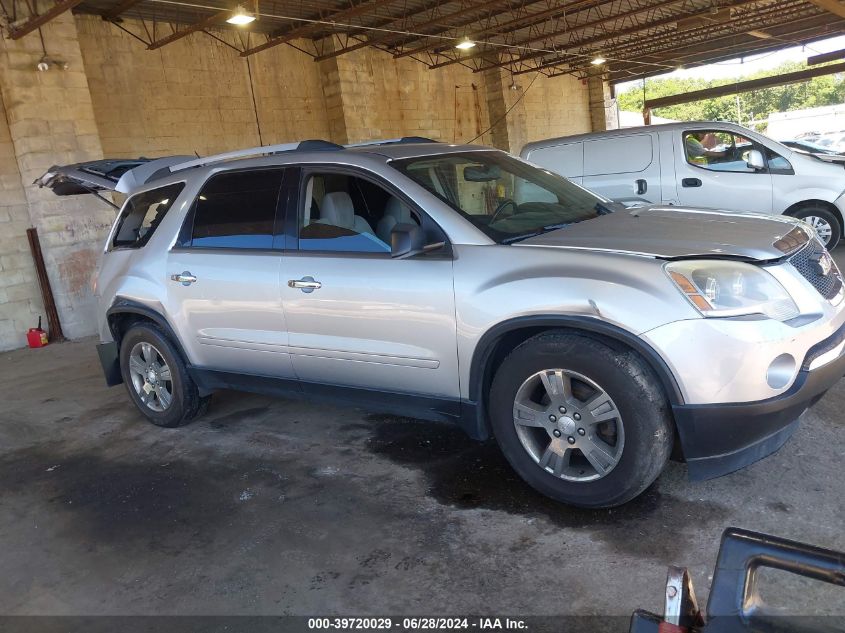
<box><xmin>390</xmin><ymin>151</ymin><xmax>611</xmax><ymax>243</ymax></box>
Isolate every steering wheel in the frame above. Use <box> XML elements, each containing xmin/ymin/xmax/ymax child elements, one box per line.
<box><xmin>489</xmin><ymin>198</ymin><xmax>518</xmax><ymax>224</ymax></box>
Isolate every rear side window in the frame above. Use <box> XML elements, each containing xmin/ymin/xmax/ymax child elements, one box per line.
<box><xmin>189</xmin><ymin>169</ymin><xmax>285</xmax><ymax>249</ymax></box>
<box><xmin>112</xmin><ymin>183</ymin><xmax>184</xmax><ymax>249</ymax></box>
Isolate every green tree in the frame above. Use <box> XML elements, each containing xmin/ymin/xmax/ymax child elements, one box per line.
<box><xmin>616</xmin><ymin>61</ymin><xmax>845</xmax><ymax>128</ymax></box>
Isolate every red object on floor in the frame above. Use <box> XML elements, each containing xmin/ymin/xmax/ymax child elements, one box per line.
<box><xmin>27</xmin><ymin>316</ymin><xmax>48</xmax><ymax>348</ymax></box>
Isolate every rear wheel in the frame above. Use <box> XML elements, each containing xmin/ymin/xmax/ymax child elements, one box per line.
<box><xmin>119</xmin><ymin>322</ymin><xmax>209</xmax><ymax>427</ymax></box>
<box><xmin>792</xmin><ymin>205</ymin><xmax>841</xmax><ymax>250</ymax></box>
<box><xmin>489</xmin><ymin>331</ymin><xmax>673</xmax><ymax>508</ymax></box>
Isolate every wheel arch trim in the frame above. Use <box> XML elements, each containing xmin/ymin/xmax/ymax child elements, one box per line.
<box><xmin>784</xmin><ymin>200</ymin><xmax>843</xmax><ymax>237</ymax></box>
<box><xmin>468</xmin><ymin>315</ymin><xmax>685</xmax><ymax>409</ymax></box>
<box><xmin>106</xmin><ymin>298</ymin><xmax>184</xmax><ymax>353</ymax></box>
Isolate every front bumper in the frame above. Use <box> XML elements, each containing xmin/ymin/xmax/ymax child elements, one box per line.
<box><xmin>673</xmin><ymin>337</ymin><xmax>845</xmax><ymax>480</ymax></box>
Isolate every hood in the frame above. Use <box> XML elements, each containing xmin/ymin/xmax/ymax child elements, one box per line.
<box><xmin>518</xmin><ymin>206</ymin><xmax>810</xmax><ymax>261</ymax></box>
<box><xmin>803</xmin><ymin>151</ymin><xmax>845</xmax><ymax>166</ymax></box>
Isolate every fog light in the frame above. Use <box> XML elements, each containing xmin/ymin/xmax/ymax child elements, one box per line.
<box><xmin>766</xmin><ymin>353</ymin><xmax>796</xmax><ymax>389</ymax></box>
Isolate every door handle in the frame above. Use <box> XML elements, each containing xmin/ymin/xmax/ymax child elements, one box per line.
<box><xmin>288</xmin><ymin>276</ymin><xmax>322</xmax><ymax>293</ymax></box>
<box><xmin>682</xmin><ymin>178</ymin><xmax>702</xmax><ymax>188</ymax></box>
<box><xmin>635</xmin><ymin>179</ymin><xmax>647</xmax><ymax>195</ymax></box>
<box><xmin>170</xmin><ymin>271</ymin><xmax>197</xmax><ymax>286</ymax></box>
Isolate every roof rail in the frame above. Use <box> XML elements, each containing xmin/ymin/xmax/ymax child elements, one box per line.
<box><xmin>168</xmin><ymin>139</ymin><xmax>344</xmax><ymax>173</ymax></box>
<box><xmin>345</xmin><ymin>137</ymin><xmax>438</xmax><ymax>148</ymax></box>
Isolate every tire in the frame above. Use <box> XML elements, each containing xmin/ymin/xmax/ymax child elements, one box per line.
<box><xmin>119</xmin><ymin>322</ymin><xmax>210</xmax><ymax>427</ymax></box>
<box><xmin>489</xmin><ymin>331</ymin><xmax>673</xmax><ymax>508</ymax></box>
<box><xmin>792</xmin><ymin>205</ymin><xmax>841</xmax><ymax>250</ymax></box>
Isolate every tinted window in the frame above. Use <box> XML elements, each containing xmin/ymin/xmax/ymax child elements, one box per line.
<box><xmin>190</xmin><ymin>169</ymin><xmax>284</xmax><ymax>249</ymax></box>
<box><xmin>112</xmin><ymin>183</ymin><xmax>184</xmax><ymax>249</ymax></box>
<box><xmin>299</xmin><ymin>173</ymin><xmax>404</xmax><ymax>254</ymax></box>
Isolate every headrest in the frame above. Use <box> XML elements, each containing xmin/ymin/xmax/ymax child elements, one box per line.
<box><xmin>321</xmin><ymin>192</ymin><xmax>355</xmax><ymax>228</ymax></box>
<box><xmin>385</xmin><ymin>197</ymin><xmax>412</xmax><ymax>224</ymax></box>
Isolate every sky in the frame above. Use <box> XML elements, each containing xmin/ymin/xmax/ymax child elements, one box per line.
<box><xmin>616</xmin><ymin>34</ymin><xmax>845</xmax><ymax>93</ymax></box>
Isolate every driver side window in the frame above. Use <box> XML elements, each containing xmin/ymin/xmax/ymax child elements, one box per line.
<box><xmin>298</xmin><ymin>171</ymin><xmax>443</xmax><ymax>254</ymax></box>
<box><xmin>684</xmin><ymin>130</ymin><xmax>763</xmax><ymax>173</ymax></box>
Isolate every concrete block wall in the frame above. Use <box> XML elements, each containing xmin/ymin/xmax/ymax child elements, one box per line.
<box><xmin>0</xmin><ymin>96</ymin><xmax>42</xmax><ymax>348</ymax></box>
<box><xmin>316</xmin><ymin>42</ymin><xmax>492</xmax><ymax>145</ymax></box>
<box><xmin>524</xmin><ymin>72</ymin><xmax>592</xmax><ymax>142</ymax></box>
<box><xmin>76</xmin><ymin>17</ymin><xmax>262</xmax><ymax>156</ymax></box>
<box><xmin>0</xmin><ymin>12</ymin><xmax>112</xmax><ymax>350</ymax></box>
<box><xmin>0</xmin><ymin>13</ymin><xmax>596</xmax><ymax>351</ymax></box>
<box><xmin>587</xmin><ymin>68</ymin><xmax>619</xmax><ymax>132</ymax></box>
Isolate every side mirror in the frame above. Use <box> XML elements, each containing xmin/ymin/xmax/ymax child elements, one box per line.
<box><xmin>746</xmin><ymin>149</ymin><xmax>766</xmax><ymax>171</ymax></box>
<box><xmin>390</xmin><ymin>223</ymin><xmax>445</xmax><ymax>259</ymax></box>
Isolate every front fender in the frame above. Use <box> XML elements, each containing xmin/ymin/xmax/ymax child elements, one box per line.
<box><xmin>775</xmin><ymin>187</ymin><xmax>841</xmax><ymax>214</ymax></box>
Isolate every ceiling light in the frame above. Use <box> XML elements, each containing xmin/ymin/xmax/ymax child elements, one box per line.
<box><xmin>227</xmin><ymin>5</ymin><xmax>256</xmax><ymax>25</ymax></box>
<box><xmin>590</xmin><ymin>55</ymin><xmax>607</xmax><ymax>65</ymax></box>
<box><xmin>455</xmin><ymin>37</ymin><xmax>476</xmax><ymax>50</ymax></box>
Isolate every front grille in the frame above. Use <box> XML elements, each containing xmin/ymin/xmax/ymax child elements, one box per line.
<box><xmin>789</xmin><ymin>240</ymin><xmax>843</xmax><ymax>300</ymax></box>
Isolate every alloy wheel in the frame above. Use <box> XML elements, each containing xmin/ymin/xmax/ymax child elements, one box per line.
<box><xmin>512</xmin><ymin>368</ymin><xmax>624</xmax><ymax>482</ymax></box>
<box><xmin>804</xmin><ymin>215</ymin><xmax>833</xmax><ymax>245</ymax></box>
<box><xmin>128</xmin><ymin>341</ymin><xmax>173</xmax><ymax>412</ymax></box>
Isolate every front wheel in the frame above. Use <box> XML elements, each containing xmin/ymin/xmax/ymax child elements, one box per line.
<box><xmin>489</xmin><ymin>332</ymin><xmax>673</xmax><ymax>508</ymax></box>
<box><xmin>792</xmin><ymin>205</ymin><xmax>841</xmax><ymax>250</ymax></box>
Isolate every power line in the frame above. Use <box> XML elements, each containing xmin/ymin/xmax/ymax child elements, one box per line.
<box><xmin>465</xmin><ymin>72</ymin><xmax>541</xmax><ymax>145</ymax></box>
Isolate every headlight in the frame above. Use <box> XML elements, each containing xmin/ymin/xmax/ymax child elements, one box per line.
<box><xmin>665</xmin><ymin>260</ymin><xmax>799</xmax><ymax>321</ymax></box>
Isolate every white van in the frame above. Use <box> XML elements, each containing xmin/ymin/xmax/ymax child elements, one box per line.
<box><xmin>521</xmin><ymin>121</ymin><xmax>845</xmax><ymax>249</ymax></box>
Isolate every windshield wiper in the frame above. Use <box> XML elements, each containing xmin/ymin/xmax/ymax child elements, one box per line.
<box><xmin>502</xmin><ymin>222</ymin><xmax>572</xmax><ymax>245</ymax></box>
<box><xmin>541</xmin><ymin>222</ymin><xmax>572</xmax><ymax>231</ymax></box>
<box><xmin>502</xmin><ymin>231</ymin><xmax>542</xmax><ymax>244</ymax></box>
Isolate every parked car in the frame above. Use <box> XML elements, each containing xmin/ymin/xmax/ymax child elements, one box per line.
<box><xmin>521</xmin><ymin>122</ymin><xmax>845</xmax><ymax>249</ymax></box>
<box><xmin>780</xmin><ymin>139</ymin><xmax>845</xmax><ymax>156</ymax></box>
<box><xmin>37</xmin><ymin>138</ymin><xmax>845</xmax><ymax>508</ymax></box>
<box><xmin>817</xmin><ymin>131</ymin><xmax>845</xmax><ymax>154</ymax></box>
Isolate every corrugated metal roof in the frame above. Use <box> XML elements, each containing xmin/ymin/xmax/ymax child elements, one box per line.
<box><xmin>56</xmin><ymin>0</ymin><xmax>845</xmax><ymax>81</ymax></box>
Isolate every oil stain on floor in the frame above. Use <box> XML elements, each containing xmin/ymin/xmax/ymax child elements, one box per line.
<box><xmin>364</xmin><ymin>413</ymin><xmax>731</xmax><ymax>561</ymax></box>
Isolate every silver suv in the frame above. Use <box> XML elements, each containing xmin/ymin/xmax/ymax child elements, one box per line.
<box><xmin>38</xmin><ymin>138</ymin><xmax>845</xmax><ymax>508</ymax></box>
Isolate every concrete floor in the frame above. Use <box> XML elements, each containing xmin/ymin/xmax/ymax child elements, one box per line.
<box><xmin>1</xmin><ymin>277</ymin><xmax>844</xmax><ymax>620</ymax></box>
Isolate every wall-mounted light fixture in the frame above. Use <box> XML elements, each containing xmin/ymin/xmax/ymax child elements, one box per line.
<box><xmin>36</xmin><ymin>56</ymin><xmax>69</xmax><ymax>71</ymax></box>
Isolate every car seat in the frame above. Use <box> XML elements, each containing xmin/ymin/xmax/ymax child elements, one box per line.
<box><xmin>316</xmin><ymin>191</ymin><xmax>375</xmax><ymax>235</ymax></box>
<box><xmin>376</xmin><ymin>197</ymin><xmax>416</xmax><ymax>243</ymax></box>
